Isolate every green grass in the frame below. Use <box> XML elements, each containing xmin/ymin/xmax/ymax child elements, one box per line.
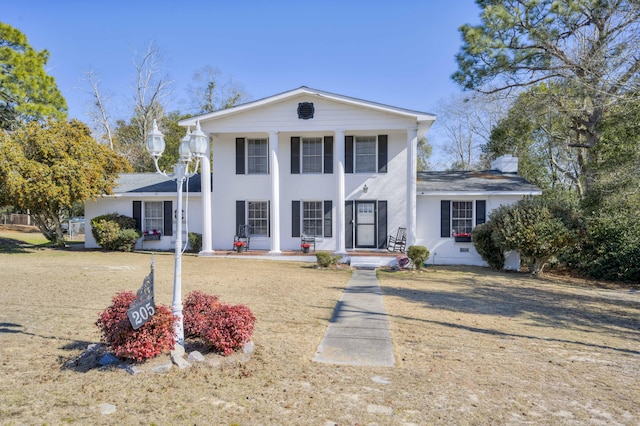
<box><xmin>0</xmin><ymin>228</ymin><xmax>52</xmax><ymax>253</ymax></box>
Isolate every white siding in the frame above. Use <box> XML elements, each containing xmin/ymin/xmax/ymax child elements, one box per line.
<box><xmin>211</xmin><ymin>129</ymin><xmax>409</xmax><ymax>251</ymax></box>
<box><xmin>416</xmin><ymin>194</ymin><xmax>524</xmax><ymax>266</ymax></box>
<box><xmin>85</xmin><ymin>195</ymin><xmax>203</xmax><ymax>251</ymax></box>
<box><xmin>200</xmin><ymin>95</ymin><xmax>418</xmax><ymax>134</ymax></box>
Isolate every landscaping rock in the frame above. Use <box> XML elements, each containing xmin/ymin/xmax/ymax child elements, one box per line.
<box><xmin>170</xmin><ymin>344</ymin><xmax>190</xmax><ymax>369</ymax></box>
<box><xmin>150</xmin><ymin>361</ymin><xmax>173</xmax><ymax>373</ymax></box>
<box><xmin>243</xmin><ymin>341</ymin><xmax>254</xmax><ymax>354</ymax></box>
<box><xmin>171</xmin><ymin>344</ymin><xmax>185</xmax><ymax>358</ymax></box>
<box><xmin>188</xmin><ymin>351</ymin><xmax>205</xmax><ymax>362</ymax></box>
<box><xmin>124</xmin><ymin>365</ymin><xmax>143</xmax><ymax>375</ymax></box>
<box><xmin>171</xmin><ymin>354</ymin><xmax>190</xmax><ymax>369</ymax></box>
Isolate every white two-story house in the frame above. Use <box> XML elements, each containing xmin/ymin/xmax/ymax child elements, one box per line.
<box><xmin>85</xmin><ymin>87</ymin><xmax>540</xmax><ymax>266</ymax></box>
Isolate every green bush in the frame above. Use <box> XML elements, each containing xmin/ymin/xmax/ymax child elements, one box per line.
<box><xmin>563</xmin><ymin>206</ymin><xmax>640</xmax><ymax>282</ymax></box>
<box><xmin>407</xmin><ymin>245</ymin><xmax>430</xmax><ymax>269</ymax></box>
<box><xmin>483</xmin><ymin>197</ymin><xmax>581</xmax><ymax>274</ymax></box>
<box><xmin>472</xmin><ymin>222</ymin><xmax>505</xmax><ymax>270</ymax></box>
<box><xmin>189</xmin><ymin>232</ymin><xmax>202</xmax><ymax>253</ymax></box>
<box><xmin>316</xmin><ymin>251</ymin><xmax>342</xmax><ymax>268</ymax></box>
<box><xmin>91</xmin><ymin>213</ymin><xmax>141</xmax><ymax>251</ymax></box>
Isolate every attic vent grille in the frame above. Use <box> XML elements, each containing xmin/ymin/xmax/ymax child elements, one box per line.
<box><xmin>297</xmin><ymin>102</ymin><xmax>314</xmax><ymax>120</ymax></box>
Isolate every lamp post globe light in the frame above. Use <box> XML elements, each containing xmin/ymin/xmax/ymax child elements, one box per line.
<box><xmin>146</xmin><ymin>119</ymin><xmax>207</xmax><ymax>345</ymax></box>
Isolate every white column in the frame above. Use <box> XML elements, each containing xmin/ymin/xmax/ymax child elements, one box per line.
<box><xmin>198</xmin><ymin>135</ymin><xmax>214</xmax><ymax>256</ymax></box>
<box><xmin>269</xmin><ymin>132</ymin><xmax>281</xmax><ymax>254</ymax></box>
<box><xmin>335</xmin><ymin>130</ymin><xmax>346</xmax><ymax>254</ymax></box>
<box><xmin>406</xmin><ymin>128</ymin><xmax>418</xmax><ymax>247</ymax></box>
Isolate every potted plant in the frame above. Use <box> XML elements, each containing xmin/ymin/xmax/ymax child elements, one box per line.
<box><xmin>453</xmin><ymin>232</ymin><xmax>472</xmax><ymax>243</ymax></box>
<box><xmin>301</xmin><ymin>243</ymin><xmax>311</xmax><ymax>253</ymax></box>
<box><xmin>234</xmin><ymin>241</ymin><xmax>246</xmax><ymax>253</ymax></box>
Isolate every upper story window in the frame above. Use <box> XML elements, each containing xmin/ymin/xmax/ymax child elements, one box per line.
<box><xmin>355</xmin><ymin>136</ymin><xmax>377</xmax><ymax>173</ymax></box>
<box><xmin>302</xmin><ymin>137</ymin><xmax>323</xmax><ymax>173</ymax></box>
<box><xmin>236</xmin><ymin>137</ymin><xmax>269</xmax><ymax>175</ymax></box>
<box><xmin>247</xmin><ymin>139</ymin><xmax>268</xmax><ymax>174</ymax></box>
<box><xmin>290</xmin><ymin>136</ymin><xmax>333</xmax><ymax>174</ymax></box>
<box><xmin>345</xmin><ymin>134</ymin><xmax>388</xmax><ymax>174</ymax></box>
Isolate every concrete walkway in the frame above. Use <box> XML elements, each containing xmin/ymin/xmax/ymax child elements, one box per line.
<box><xmin>313</xmin><ymin>269</ymin><xmax>395</xmax><ymax>367</ymax></box>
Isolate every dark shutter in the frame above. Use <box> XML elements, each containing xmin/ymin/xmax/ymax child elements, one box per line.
<box><xmin>292</xmin><ymin>201</ymin><xmax>300</xmax><ymax>237</ymax></box>
<box><xmin>267</xmin><ymin>201</ymin><xmax>271</xmax><ymax>237</ymax></box>
<box><xmin>163</xmin><ymin>201</ymin><xmax>173</xmax><ymax>236</ymax></box>
<box><xmin>377</xmin><ymin>200</ymin><xmax>387</xmax><ymax>249</ymax></box>
<box><xmin>323</xmin><ymin>136</ymin><xmax>333</xmax><ymax>174</ymax></box>
<box><xmin>235</xmin><ymin>138</ymin><xmax>245</xmax><ymax>175</ymax></box>
<box><xmin>476</xmin><ymin>200</ymin><xmax>486</xmax><ymax>226</ymax></box>
<box><xmin>378</xmin><ymin>135</ymin><xmax>388</xmax><ymax>173</ymax></box>
<box><xmin>291</xmin><ymin>137</ymin><xmax>300</xmax><ymax>174</ymax></box>
<box><xmin>441</xmin><ymin>200</ymin><xmax>451</xmax><ymax>238</ymax></box>
<box><xmin>345</xmin><ymin>136</ymin><xmax>354</xmax><ymax>174</ymax></box>
<box><xmin>133</xmin><ymin>201</ymin><xmax>142</xmax><ymax>232</ymax></box>
<box><xmin>323</xmin><ymin>200</ymin><xmax>332</xmax><ymax>238</ymax></box>
<box><xmin>345</xmin><ymin>200</ymin><xmax>354</xmax><ymax>248</ymax></box>
<box><xmin>235</xmin><ymin>200</ymin><xmax>245</xmax><ymax>234</ymax></box>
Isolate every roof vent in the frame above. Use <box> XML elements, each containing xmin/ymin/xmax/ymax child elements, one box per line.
<box><xmin>297</xmin><ymin>102</ymin><xmax>314</xmax><ymax>120</ymax></box>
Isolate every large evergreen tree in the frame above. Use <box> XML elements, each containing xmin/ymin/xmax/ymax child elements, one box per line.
<box><xmin>0</xmin><ymin>22</ymin><xmax>67</xmax><ymax>129</ymax></box>
<box><xmin>453</xmin><ymin>0</ymin><xmax>640</xmax><ymax>191</ymax></box>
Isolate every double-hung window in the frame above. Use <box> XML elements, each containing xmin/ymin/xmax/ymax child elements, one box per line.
<box><xmin>355</xmin><ymin>136</ymin><xmax>377</xmax><ymax>173</ymax></box>
<box><xmin>345</xmin><ymin>134</ymin><xmax>388</xmax><ymax>174</ymax></box>
<box><xmin>133</xmin><ymin>200</ymin><xmax>173</xmax><ymax>237</ymax></box>
<box><xmin>451</xmin><ymin>201</ymin><xmax>473</xmax><ymax>234</ymax></box>
<box><xmin>144</xmin><ymin>201</ymin><xmax>164</xmax><ymax>234</ymax></box>
<box><xmin>290</xmin><ymin>136</ymin><xmax>333</xmax><ymax>174</ymax></box>
<box><xmin>292</xmin><ymin>200</ymin><xmax>333</xmax><ymax>238</ymax></box>
<box><xmin>248</xmin><ymin>201</ymin><xmax>268</xmax><ymax>237</ymax></box>
<box><xmin>303</xmin><ymin>201</ymin><xmax>323</xmax><ymax>237</ymax></box>
<box><xmin>247</xmin><ymin>138</ymin><xmax>268</xmax><ymax>174</ymax></box>
<box><xmin>302</xmin><ymin>137</ymin><xmax>323</xmax><ymax>173</ymax></box>
<box><xmin>440</xmin><ymin>200</ymin><xmax>486</xmax><ymax>238</ymax></box>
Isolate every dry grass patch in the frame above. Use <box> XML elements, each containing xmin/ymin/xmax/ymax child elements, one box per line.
<box><xmin>1</xmin><ymin>229</ymin><xmax>639</xmax><ymax>424</ymax></box>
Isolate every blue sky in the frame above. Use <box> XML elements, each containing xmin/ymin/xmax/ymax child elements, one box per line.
<box><xmin>5</xmin><ymin>0</ymin><xmax>481</xmax><ymax>123</ymax></box>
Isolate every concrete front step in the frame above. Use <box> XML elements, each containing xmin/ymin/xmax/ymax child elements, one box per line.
<box><xmin>347</xmin><ymin>256</ymin><xmax>398</xmax><ymax>269</ymax></box>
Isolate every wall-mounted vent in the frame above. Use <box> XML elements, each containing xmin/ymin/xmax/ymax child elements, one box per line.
<box><xmin>460</xmin><ymin>248</ymin><xmax>470</xmax><ymax>253</ymax></box>
<box><xmin>297</xmin><ymin>102</ymin><xmax>314</xmax><ymax>120</ymax></box>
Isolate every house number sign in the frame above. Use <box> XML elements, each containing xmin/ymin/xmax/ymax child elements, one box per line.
<box><xmin>127</xmin><ymin>258</ymin><xmax>156</xmax><ymax>330</ymax></box>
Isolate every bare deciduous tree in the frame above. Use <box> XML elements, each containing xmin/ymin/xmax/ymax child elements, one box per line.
<box><xmin>81</xmin><ymin>70</ymin><xmax>114</xmax><ymax>149</ymax></box>
<box><xmin>131</xmin><ymin>41</ymin><xmax>172</xmax><ymax>147</ymax></box>
<box><xmin>434</xmin><ymin>93</ymin><xmax>509</xmax><ymax>170</ymax></box>
<box><xmin>187</xmin><ymin>65</ymin><xmax>247</xmax><ymax>114</ymax></box>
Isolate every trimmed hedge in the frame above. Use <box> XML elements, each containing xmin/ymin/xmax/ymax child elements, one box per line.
<box><xmin>91</xmin><ymin>213</ymin><xmax>140</xmax><ymax>251</ymax></box>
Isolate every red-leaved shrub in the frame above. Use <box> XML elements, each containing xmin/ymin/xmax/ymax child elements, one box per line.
<box><xmin>182</xmin><ymin>290</ymin><xmax>221</xmax><ymax>338</ymax></box>
<box><xmin>96</xmin><ymin>291</ymin><xmax>177</xmax><ymax>362</ymax></box>
<box><xmin>200</xmin><ymin>304</ymin><xmax>256</xmax><ymax>356</ymax></box>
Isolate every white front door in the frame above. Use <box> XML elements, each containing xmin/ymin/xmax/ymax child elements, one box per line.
<box><xmin>356</xmin><ymin>201</ymin><xmax>376</xmax><ymax>247</ymax></box>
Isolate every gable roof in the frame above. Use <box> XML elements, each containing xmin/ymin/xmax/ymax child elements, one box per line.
<box><xmin>417</xmin><ymin>170</ymin><xmax>541</xmax><ymax>196</ymax></box>
<box><xmin>111</xmin><ymin>173</ymin><xmax>202</xmax><ymax>195</ymax></box>
<box><xmin>180</xmin><ymin>86</ymin><xmax>436</xmax><ymax>126</ymax></box>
